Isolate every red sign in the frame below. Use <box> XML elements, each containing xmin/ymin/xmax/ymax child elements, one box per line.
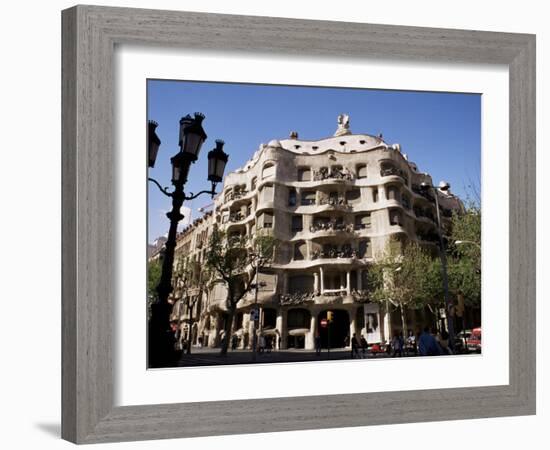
<box><xmin>320</xmin><ymin>319</ymin><xmax>328</xmax><ymax>328</ymax></box>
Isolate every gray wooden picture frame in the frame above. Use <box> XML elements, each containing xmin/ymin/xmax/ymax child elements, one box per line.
<box><xmin>61</xmin><ymin>5</ymin><xmax>536</xmax><ymax>444</ymax></box>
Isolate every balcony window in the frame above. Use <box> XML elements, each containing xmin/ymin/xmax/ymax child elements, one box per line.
<box><xmin>372</xmin><ymin>187</ymin><xmax>379</xmax><ymax>203</ymax></box>
<box><xmin>291</xmin><ymin>215</ymin><xmax>303</xmax><ymax>232</ymax></box>
<box><xmin>402</xmin><ymin>195</ymin><xmax>411</xmax><ymax>209</ymax></box>
<box><xmin>224</xmin><ymin>189</ymin><xmax>232</xmax><ymax>203</ymax></box>
<box><xmin>355</xmin><ymin>213</ymin><xmax>371</xmax><ymax>229</ymax></box>
<box><xmin>358</xmin><ymin>239</ymin><xmax>372</xmax><ymax>258</ymax></box>
<box><xmin>287</xmin><ymin>308</ymin><xmax>311</xmax><ymax>328</ymax></box>
<box><xmin>293</xmin><ymin>241</ymin><xmax>307</xmax><ymax>260</ymax></box>
<box><xmin>297</xmin><ymin>167</ymin><xmax>311</xmax><ymax>181</ymax></box>
<box><xmin>389</xmin><ymin>209</ymin><xmax>402</xmax><ymax>226</ymax></box>
<box><xmin>259</xmin><ymin>212</ymin><xmax>273</xmax><ymax>228</ymax></box>
<box><xmin>356</xmin><ymin>164</ymin><xmax>368</xmax><ymax>179</ymax></box>
<box><xmin>301</xmin><ymin>191</ymin><xmax>316</xmax><ymax>206</ymax></box>
<box><xmin>251</xmin><ymin>176</ymin><xmax>257</xmax><ymax>191</ymax></box>
<box><xmin>387</xmin><ymin>186</ymin><xmax>401</xmax><ymax>202</ymax></box>
<box><xmin>380</xmin><ymin>161</ymin><xmax>398</xmax><ymax>177</ymax></box>
<box><xmin>262</xmin><ymin>162</ymin><xmax>276</xmax><ymax>179</ymax></box>
<box><xmin>345</xmin><ymin>189</ymin><xmax>361</xmax><ymax>204</ymax></box>
<box><xmin>262</xmin><ymin>308</ymin><xmax>277</xmax><ymax>329</ymax></box>
<box><xmin>288</xmin><ymin>188</ymin><xmax>297</xmax><ymax>206</ymax></box>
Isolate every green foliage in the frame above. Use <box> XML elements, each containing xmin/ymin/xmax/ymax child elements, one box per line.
<box><xmin>367</xmin><ymin>238</ymin><xmax>442</xmax><ymax>310</ymax></box>
<box><xmin>147</xmin><ymin>259</ymin><xmax>162</xmax><ymax>320</ymax></box>
<box><xmin>205</xmin><ymin>226</ymin><xmax>277</xmax><ymax>355</ymax></box>
<box><xmin>147</xmin><ymin>259</ymin><xmax>162</xmax><ymax>300</ymax></box>
<box><xmin>447</xmin><ymin>204</ymin><xmax>481</xmax><ymax>306</ymax></box>
<box><xmin>205</xmin><ymin>227</ymin><xmax>276</xmax><ymax>308</ymax></box>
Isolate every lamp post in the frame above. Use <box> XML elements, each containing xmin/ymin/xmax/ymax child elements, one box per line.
<box><xmin>420</xmin><ymin>181</ymin><xmax>455</xmax><ymax>350</ymax></box>
<box><xmin>251</xmin><ymin>248</ymin><xmax>267</xmax><ymax>361</ymax></box>
<box><xmin>147</xmin><ymin>113</ymin><xmax>229</xmax><ymax>367</ymax></box>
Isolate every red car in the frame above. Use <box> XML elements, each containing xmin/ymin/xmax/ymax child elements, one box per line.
<box><xmin>466</xmin><ymin>327</ymin><xmax>482</xmax><ymax>353</ymax></box>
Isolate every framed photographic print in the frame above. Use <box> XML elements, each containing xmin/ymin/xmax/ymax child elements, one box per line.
<box><xmin>62</xmin><ymin>5</ymin><xmax>535</xmax><ymax>444</ymax></box>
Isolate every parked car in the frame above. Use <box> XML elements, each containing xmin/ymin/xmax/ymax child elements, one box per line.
<box><xmin>368</xmin><ymin>343</ymin><xmax>386</xmax><ymax>356</ymax></box>
<box><xmin>466</xmin><ymin>327</ymin><xmax>482</xmax><ymax>353</ymax></box>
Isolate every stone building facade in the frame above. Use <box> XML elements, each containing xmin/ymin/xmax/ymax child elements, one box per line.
<box><xmin>163</xmin><ymin>116</ymin><xmax>464</xmax><ymax>350</ymax></box>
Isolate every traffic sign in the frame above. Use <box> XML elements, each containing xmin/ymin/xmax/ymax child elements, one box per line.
<box><xmin>320</xmin><ymin>318</ymin><xmax>328</xmax><ymax>328</ymax></box>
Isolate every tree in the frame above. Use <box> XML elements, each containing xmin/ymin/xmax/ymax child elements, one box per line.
<box><xmin>447</xmin><ymin>204</ymin><xmax>482</xmax><ymax>317</ymax></box>
<box><xmin>147</xmin><ymin>259</ymin><xmax>162</xmax><ymax>320</ymax></box>
<box><xmin>171</xmin><ymin>258</ymin><xmax>210</xmax><ymax>355</ymax></box>
<box><xmin>367</xmin><ymin>238</ymin><xmax>442</xmax><ymax>336</ymax></box>
<box><xmin>205</xmin><ymin>227</ymin><xmax>276</xmax><ymax>355</ymax></box>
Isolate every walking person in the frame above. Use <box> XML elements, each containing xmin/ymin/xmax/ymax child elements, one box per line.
<box><xmin>406</xmin><ymin>330</ymin><xmax>416</xmax><ymax>356</ymax></box>
<box><xmin>259</xmin><ymin>334</ymin><xmax>266</xmax><ymax>354</ymax></box>
<box><xmin>391</xmin><ymin>332</ymin><xmax>403</xmax><ymax>357</ymax></box>
<box><xmin>351</xmin><ymin>333</ymin><xmax>361</xmax><ymax>359</ymax></box>
<box><xmin>418</xmin><ymin>326</ymin><xmax>442</xmax><ymax>356</ymax></box>
<box><xmin>360</xmin><ymin>335</ymin><xmax>368</xmax><ymax>358</ymax></box>
<box><xmin>315</xmin><ymin>331</ymin><xmax>322</xmax><ymax>356</ymax></box>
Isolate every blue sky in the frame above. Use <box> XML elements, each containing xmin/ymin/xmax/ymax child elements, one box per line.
<box><xmin>147</xmin><ymin>80</ymin><xmax>480</xmax><ymax>243</ymax></box>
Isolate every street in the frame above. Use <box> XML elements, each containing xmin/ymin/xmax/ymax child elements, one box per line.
<box><xmin>175</xmin><ymin>347</ymin><xmax>393</xmax><ymax>367</ymax></box>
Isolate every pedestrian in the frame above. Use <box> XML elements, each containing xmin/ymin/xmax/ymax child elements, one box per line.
<box><xmin>438</xmin><ymin>330</ymin><xmax>453</xmax><ymax>355</ymax></box>
<box><xmin>351</xmin><ymin>333</ymin><xmax>361</xmax><ymax>358</ymax></box>
<box><xmin>266</xmin><ymin>336</ymin><xmax>272</xmax><ymax>353</ymax></box>
<box><xmin>360</xmin><ymin>335</ymin><xmax>368</xmax><ymax>357</ymax></box>
<box><xmin>231</xmin><ymin>334</ymin><xmax>238</xmax><ymax>351</ymax></box>
<box><xmin>315</xmin><ymin>331</ymin><xmax>322</xmax><ymax>356</ymax></box>
<box><xmin>418</xmin><ymin>326</ymin><xmax>442</xmax><ymax>356</ymax></box>
<box><xmin>406</xmin><ymin>330</ymin><xmax>416</xmax><ymax>355</ymax></box>
<box><xmin>259</xmin><ymin>334</ymin><xmax>266</xmax><ymax>354</ymax></box>
<box><xmin>391</xmin><ymin>332</ymin><xmax>403</xmax><ymax>357</ymax></box>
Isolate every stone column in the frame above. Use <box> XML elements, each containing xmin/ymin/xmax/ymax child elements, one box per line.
<box><xmin>306</xmin><ymin>240</ymin><xmax>312</xmax><ymax>260</ymax></box>
<box><xmin>381</xmin><ymin>301</ymin><xmax>392</xmax><ymax>344</ymax></box>
<box><xmin>282</xmin><ymin>272</ymin><xmax>289</xmax><ymax>294</ymax></box>
<box><xmin>357</xmin><ymin>269</ymin><xmax>363</xmax><ymax>291</ymax></box>
<box><xmin>248</xmin><ymin>313</ymin><xmax>256</xmax><ymax>349</ymax></box>
<box><xmin>210</xmin><ymin>314</ymin><xmax>221</xmax><ymax>348</ymax></box>
<box><xmin>313</xmin><ymin>272</ymin><xmax>319</xmax><ymax>294</ymax></box>
<box><xmin>378</xmin><ymin>184</ymin><xmax>386</xmax><ymax>202</ymax></box>
<box><xmin>276</xmin><ymin>308</ymin><xmax>287</xmax><ymax>349</ymax></box>
<box><xmin>346</xmin><ymin>270</ymin><xmax>351</xmax><ymax>295</ymax></box>
<box><xmin>319</xmin><ymin>267</ymin><xmax>325</xmax><ymax>294</ymax></box>
<box><xmin>348</xmin><ymin>307</ymin><xmax>357</xmax><ymax>349</ymax></box>
<box><xmin>306</xmin><ymin>314</ymin><xmax>317</xmax><ymax>350</ymax></box>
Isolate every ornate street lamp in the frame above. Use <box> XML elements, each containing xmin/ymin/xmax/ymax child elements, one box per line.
<box><xmin>208</xmin><ymin>140</ymin><xmax>229</xmax><ymax>192</ymax></box>
<box><xmin>420</xmin><ymin>180</ymin><xmax>455</xmax><ymax>350</ymax></box>
<box><xmin>179</xmin><ymin>113</ymin><xmax>207</xmax><ymax>159</ymax></box>
<box><xmin>147</xmin><ymin>113</ymin><xmax>228</xmax><ymax>367</ymax></box>
<box><xmin>148</xmin><ymin>120</ymin><xmax>161</xmax><ymax>168</ymax></box>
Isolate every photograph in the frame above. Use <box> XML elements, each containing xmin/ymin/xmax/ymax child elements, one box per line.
<box><xmin>146</xmin><ymin>80</ymin><xmax>482</xmax><ymax>368</ymax></box>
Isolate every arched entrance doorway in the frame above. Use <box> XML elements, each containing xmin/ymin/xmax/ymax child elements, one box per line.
<box><xmin>318</xmin><ymin>310</ymin><xmax>350</xmax><ymax>348</ymax></box>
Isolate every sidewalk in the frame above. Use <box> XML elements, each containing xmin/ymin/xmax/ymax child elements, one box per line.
<box><xmin>176</xmin><ymin>347</ymin><xmax>391</xmax><ymax>367</ymax></box>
